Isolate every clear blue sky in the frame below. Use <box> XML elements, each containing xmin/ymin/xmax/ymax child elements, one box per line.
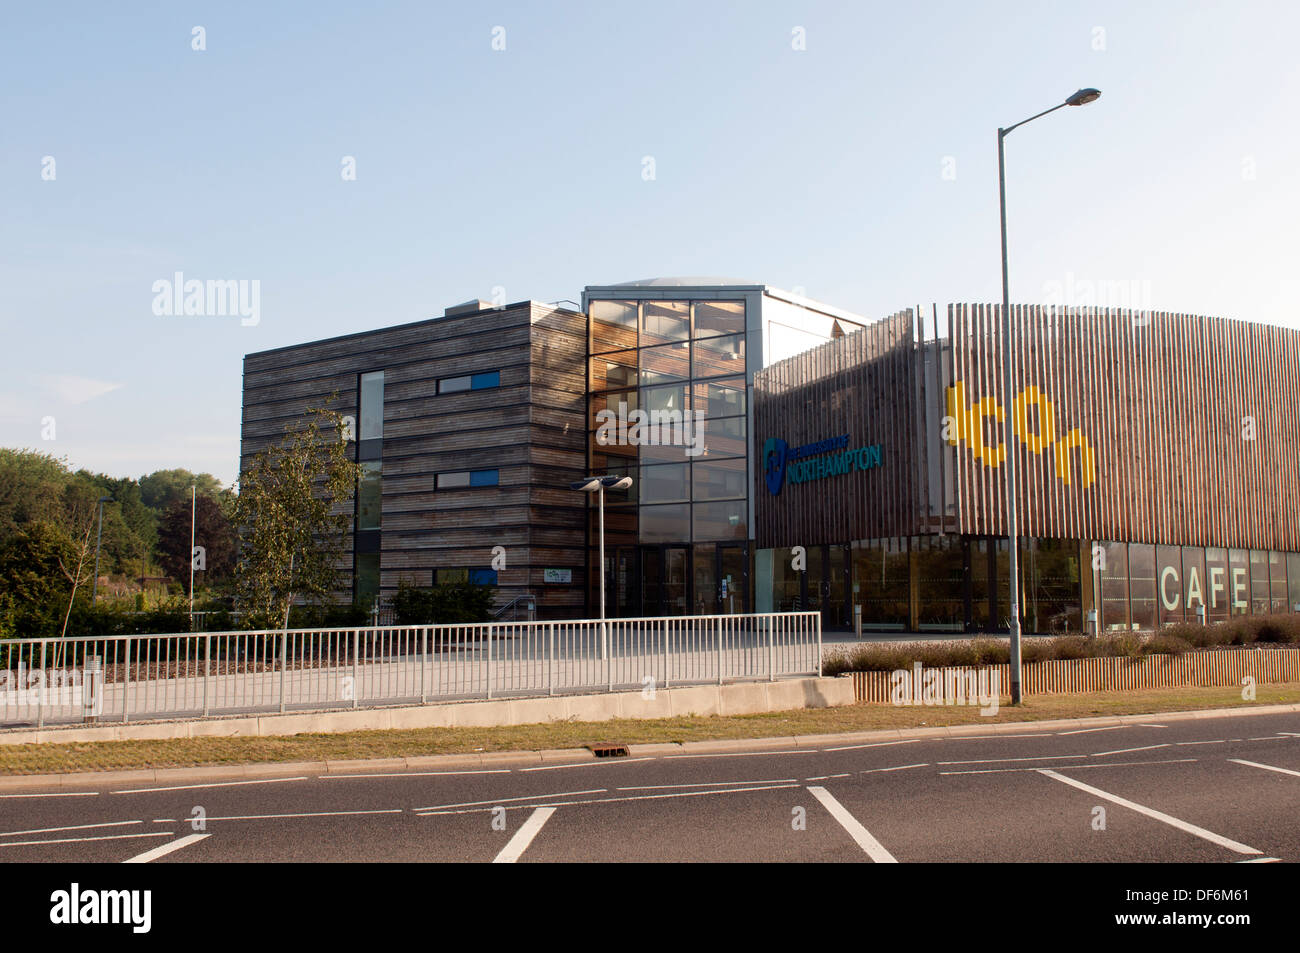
<box><xmin>2</xmin><ymin>1</ymin><xmax>1296</xmax><ymax>486</ymax></box>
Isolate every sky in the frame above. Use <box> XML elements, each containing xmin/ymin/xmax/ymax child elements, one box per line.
<box><xmin>2</xmin><ymin>1</ymin><xmax>1297</xmax><ymax>487</ymax></box>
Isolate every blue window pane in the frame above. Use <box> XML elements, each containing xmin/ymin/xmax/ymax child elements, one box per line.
<box><xmin>469</xmin><ymin>568</ymin><xmax>499</xmax><ymax>586</ymax></box>
<box><xmin>470</xmin><ymin>469</ymin><xmax>499</xmax><ymax>487</ymax></box>
<box><xmin>471</xmin><ymin>371</ymin><xmax>500</xmax><ymax>390</ymax></box>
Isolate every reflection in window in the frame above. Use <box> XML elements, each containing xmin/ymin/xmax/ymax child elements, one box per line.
<box><xmin>1128</xmin><ymin>543</ymin><xmax>1156</xmax><ymax>631</ymax></box>
<box><xmin>1099</xmin><ymin>541</ymin><xmax>1129</xmax><ymax>630</ymax></box>
<box><xmin>591</xmin><ymin>355</ymin><xmax>637</xmax><ymax>390</ymax></box>
<box><xmin>693</xmin><ymin>300</ymin><xmax>744</xmax><ymax>338</ymax></box>
<box><xmin>692</xmin><ymin>333</ymin><xmax>745</xmax><ymax>379</ymax></box>
<box><xmin>692</xmin><ymin>457</ymin><xmax>746</xmax><ymax>500</ymax></box>
<box><xmin>852</xmin><ymin>539</ymin><xmax>909</xmax><ymax>629</ymax></box>
<box><xmin>639</xmin><ymin>342</ymin><xmax>690</xmax><ymax>385</ymax></box>
<box><xmin>638</xmin><ymin>503</ymin><xmax>691</xmax><ymax>543</ymax></box>
<box><xmin>357</xmin><ymin>461</ymin><xmax>382</xmax><ymax>530</ymax></box>
<box><xmin>1269</xmin><ymin>551</ymin><xmax>1288</xmax><ymax>613</ymax></box>
<box><xmin>1156</xmin><ymin>544</ymin><xmax>1183</xmax><ymax>626</ymax></box>
<box><xmin>692</xmin><ymin>500</ymin><xmax>746</xmax><ymax>541</ymax></box>
<box><xmin>591</xmin><ymin>300</ymin><xmax>638</xmax><ymax>354</ymax></box>
<box><xmin>1250</xmin><ymin>550</ymin><xmax>1270</xmax><ymax>615</ymax></box>
<box><xmin>1205</xmin><ymin>547</ymin><xmax>1230</xmax><ymax>622</ymax></box>
<box><xmin>640</xmin><ymin>463</ymin><xmax>689</xmax><ymax>504</ymax></box>
<box><xmin>1024</xmin><ymin>538</ymin><xmax>1082</xmax><ymax>634</ymax></box>
<box><xmin>915</xmin><ymin>536</ymin><xmax>964</xmax><ymax>630</ymax></box>
<box><xmin>641</xmin><ymin>301</ymin><xmax>690</xmax><ymax>346</ymax></box>
<box><xmin>359</xmin><ymin>371</ymin><xmax>384</xmax><ymax>441</ymax></box>
<box><xmin>694</xmin><ymin>377</ymin><xmax>746</xmax><ymax>418</ymax></box>
<box><xmin>355</xmin><ymin>552</ymin><xmax>380</xmax><ymax>603</ymax></box>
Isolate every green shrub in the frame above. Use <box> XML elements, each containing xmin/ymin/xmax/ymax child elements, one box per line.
<box><xmin>391</xmin><ymin>580</ymin><xmax>494</xmax><ymax>626</ymax></box>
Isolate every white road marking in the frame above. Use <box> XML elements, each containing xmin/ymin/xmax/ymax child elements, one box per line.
<box><xmin>203</xmin><ymin>809</ymin><xmax>402</xmax><ymax>821</ymax></box>
<box><xmin>939</xmin><ymin>755</ymin><xmax>1090</xmax><ymax>765</ymax></box>
<box><xmin>1246</xmin><ymin>736</ymin><xmax>1289</xmax><ymax>742</ymax></box>
<box><xmin>616</xmin><ymin>779</ymin><xmax>795</xmax><ymax>791</ymax></box>
<box><xmin>1175</xmin><ymin>739</ymin><xmax>1227</xmax><ymax>746</ymax></box>
<box><xmin>1037</xmin><ymin>769</ymin><xmax>1262</xmax><ymax>856</ymax></box>
<box><xmin>950</xmin><ymin>733</ymin><xmax>1055</xmax><ymax>740</ymax></box>
<box><xmin>805</xmin><ymin>774</ymin><xmax>852</xmax><ymax>781</ymax></box>
<box><xmin>822</xmin><ymin>739</ymin><xmax>921</xmax><ymax>752</ymax></box>
<box><xmin>941</xmin><ymin>758</ymin><xmax>1198</xmax><ymax>775</ymax></box>
<box><xmin>859</xmin><ymin>763</ymin><xmax>928</xmax><ymax>774</ymax></box>
<box><xmin>123</xmin><ymin>833</ymin><xmax>211</xmax><ymax>864</ymax></box>
<box><xmin>1138</xmin><ymin>724</ymin><xmax>1168</xmax><ymax>728</ymax></box>
<box><xmin>323</xmin><ymin>770</ymin><xmax>511</xmax><ymax>779</ymax></box>
<box><xmin>807</xmin><ymin>786</ymin><xmax>898</xmax><ymax>863</ymax></box>
<box><xmin>415</xmin><ymin>789</ymin><xmax>606</xmax><ymax>812</ymax></box>
<box><xmin>1</xmin><ymin>831</ymin><xmax>174</xmax><ymax>848</ymax></box>
<box><xmin>519</xmin><ymin>757</ymin><xmax>655</xmax><ymax>772</ymax></box>
<box><xmin>418</xmin><ymin>783</ymin><xmax>800</xmax><ymax>815</ymax></box>
<box><xmin>0</xmin><ymin>791</ymin><xmax>98</xmax><ymax>799</ymax></box>
<box><xmin>492</xmin><ymin>807</ymin><xmax>555</xmax><ymax>863</ymax></box>
<box><xmin>1090</xmin><ymin>744</ymin><xmax>1170</xmax><ymax>757</ymax></box>
<box><xmin>1237</xmin><ymin>857</ymin><xmax>1282</xmax><ymax>863</ymax></box>
<box><xmin>151</xmin><ymin>819</ymin><xmax>174</xmax><ymax>823</ymax></box>
<box><xmin>1229</xmin><ymin>759</ymin><xmax>1300</xmax><ymax>779</ymax></box>
<box><xmin>1</xmin><ymin>819</ymin><xmax>142</xmax><ymax>838</ymax></box>
<box><xmin>665</xmin><ymin>750</ymin><xmax>820</xmax><ymax>760</ymax></box>
<box><xmin>112</xmin><ymin>776</ymin><xmax>310</xmax><ymax>795</ymax></box>
<box><xmin>1057</xmin><ymin>725</ymin><xmax>1129</xmax><ymax>736</ymax></box>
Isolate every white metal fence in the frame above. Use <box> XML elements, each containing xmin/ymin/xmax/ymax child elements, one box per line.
<box><xmin>0</xmin><ymin>612</ymin><xmax>821</xmax><ymax>727</ymax></box>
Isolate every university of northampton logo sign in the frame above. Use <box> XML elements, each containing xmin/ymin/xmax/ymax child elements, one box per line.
<box><xmin>945</xmin><ymin>381</ymin><xmax>1096</xmax><ymax>488</ymax></box>
<box><xmin>763</xmin><ymin>437</ymin><xmax>789</xmax><ymax>495</ymax></box>
<box><xmin>763</xmin><ymin>435</ymin><xmax>884</xmax><ymax>495</ymax></box>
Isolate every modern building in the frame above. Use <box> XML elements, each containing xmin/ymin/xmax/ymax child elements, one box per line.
<box><xmin>240</xmin><ymin>283</ymin><xmax>1300</xmax><ymax>632</ymax></box>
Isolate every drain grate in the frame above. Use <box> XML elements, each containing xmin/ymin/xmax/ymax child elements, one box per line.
<box><xmin>588</xmin><ymin>743</ymin><xmax>630</xmax><ymax>758</ymax></box>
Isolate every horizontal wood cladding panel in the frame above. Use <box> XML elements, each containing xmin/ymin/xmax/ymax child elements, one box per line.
<box><xmin>754</xmin><ymin>311</ymin><xmax>924</xmax><ymax>548</ymax></box>
<box><xmin>243</xmin><ymin>307</ymin><xmax>536</xmax><ymax>375</ymax></box>
<box><xmin>948</xmin><ymin>305</ymin><xmax>1300</xmax><ymax>550</ymax></box>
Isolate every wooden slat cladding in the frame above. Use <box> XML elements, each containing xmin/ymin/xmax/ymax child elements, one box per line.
<box><xmin>238</xmin><ymin>302</ymin><xmax>590</xmax><ymax>617</ymax></box>
<box><xmin>753</xmin><ymin>311</ymin><xmax>925</xmax><ymax>548</ymax></box>
<box><xmin>755</xmin><ymin>304</ymin><xmax>1300</xmax><ymax>554</ymax></box>
<box><xmin>948</xmin><ymin>305</ymin><xmax>1300</xmax><ymax>550</ymax></box>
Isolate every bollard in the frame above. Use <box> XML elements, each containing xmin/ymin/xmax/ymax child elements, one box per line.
<box><xmin>1086</xmin><ymin>609</ymin><xmax>1098</xmax><ymax>638</ymax></box>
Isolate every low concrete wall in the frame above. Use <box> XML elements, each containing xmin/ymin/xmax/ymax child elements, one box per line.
<box><xmin>0</xmin><ymin>676</ymin><xmax>854</xmax><ymax>746</ymax></box>
<box><xmin>850</xmin><ymin>647</ymin><xmax>1300</xmax><ymax>702</ymax></box>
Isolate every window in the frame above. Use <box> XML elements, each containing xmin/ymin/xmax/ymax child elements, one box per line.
<box><xmin>355</xmin><ymin>552</ymin><xmax>380</xmax><ymax>602</ymax></box>
<box><xmin>692</xmin><ymin>332</ymin><xmax>745</xmax><ymax>379</ymax></box>
<box><xmin>693</xmin><ymin>301</ymin><xmax>744</xmax><ymax>338</ymax></box>
<box><xmin>359</xmin><ymin>371</ymin><xmax>384</xmax><ymax>441</ymax></box>
<box><xmin>641</xmin><ymin>301</ymin><xmax>689</xmax><ymax>346</ymax></box>
<box><xmin>439</xmin><ymin>371</ymin><xmax>500</xmax><ymax>394</ymax></box>
<box><xmin>640</xmin><ymin>463</ymin><xmax>689</xmax><ymax>504</ymax></box>
<box><xmin>436</xmin><ymin>469</ymin><xmax>499</xmax><ymax>489</ymax></box>
<box><xmin>357</xmin><ymin>461</ymin><xmax>382</xmax><ymax>530</ymax></box>
<box><xmin>590</xmin><ymin>300</ymin><xmax>638</xmax><ymax>354</ymax></box>
<box><xmin>435</xmin><ymin>567</ymin><xmax>499</xmax><ymax>586</ymax></box>
<box><xmin>692</xmin><ymin>457</ymin><xmax>746</xmax><ymax>500</ymax></box>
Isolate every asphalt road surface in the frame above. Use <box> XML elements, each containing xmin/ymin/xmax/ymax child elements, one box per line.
<box><xmin>2</xmin><ymin>710</ymin><xmax>1298</xmax><ymax>864</ymax></box>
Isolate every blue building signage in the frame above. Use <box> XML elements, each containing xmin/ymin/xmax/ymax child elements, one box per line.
<box><xmin>762</xmin><ymin>433</ymin><xmax>884</xmax><ymax>496</ymax></box>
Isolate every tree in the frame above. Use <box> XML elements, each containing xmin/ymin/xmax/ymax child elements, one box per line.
<box><xmin>157</xmin><ymin>494</ymin><xmax>237</xmax><ymax>591</ymax></box>
<box><xmin>232</xmin><ymin>407</ymin><xmax>361</xmax><ymax>630</ymax></box>
<box><xmin>0</xmin><ymin>521</ymin><xmax>76</xmax><ymax>638</ymax></box>
<box><xmin>139</xmin><ymin>469</ymin><xmax>225</xmax><ymax>517</ymax></box>
<box><xmin>0</xmin><ymin>449</ymin><xmax>74</xmax><ymax>544</ymax></box>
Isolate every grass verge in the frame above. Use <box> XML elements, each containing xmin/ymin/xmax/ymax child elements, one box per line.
<box><xmin>1</xmin><ymin>682</ymin><xmax>1298</xmax><ymax>776</ymax></box>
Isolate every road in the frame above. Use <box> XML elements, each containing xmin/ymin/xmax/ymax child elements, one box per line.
<box><xmin>2</xmin><ymin>710</ymin><xmax>1297</xmax><ymax>863</ymax></box>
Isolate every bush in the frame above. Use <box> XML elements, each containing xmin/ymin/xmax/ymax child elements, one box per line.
<box><xmin>391</xmin><ymin>581</ymin><xmax>494</xmax><ymax>626</ymax></box>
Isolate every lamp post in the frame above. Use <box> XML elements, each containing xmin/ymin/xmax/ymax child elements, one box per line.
<box><xmin>570</xmin><ymin>474</ymin><xmax>634</xmax><ymax>660</ymax></box>
<box><xmin>91</xmin><ymin>495</ymin><xmax>113</xmax><ymax>606</ymax></box>
<box><xmin>998</xmin><ymin>87</ymin><xmax>1100</xmax><ymax>705</ymax></box>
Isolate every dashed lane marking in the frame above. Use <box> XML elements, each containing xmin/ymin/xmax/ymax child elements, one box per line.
<box><xmin>1</xmin><ymin>819</ymin><xmax>142</xmax><ymax>838</ymax></box>
<box><xmin>1228</xmin><ymin>759</ymin><xmax>1300</xmax><ymax>779</ymax></box>
<box><xmin>1037</xmin><ymin>769</ymin><xmax>1262</xmax><ymax>856</ymax></box>
<box><xmin>415</xmin><ymin>789</ymin><xmax>606</xmax><ymax>812</ymax></box>
<box><xmin>664</xmin><ymin>750</ymin><xmax>820</xmax><ymax>760</ymax></box>
<box><xmin>822</xmin><ymin>739</ymin><xmax>920</xmax><ymax>752</ymax></box>
<box><xmin>941</xmin><ymin>758</ymin><xmax>1198</xmax><ymax>775</ymax></box>
<box><xmin>807</xmin><ymin>786</ymin><xmax>898</xmax><ymax>863</ymax></box>
<box><xmin>1090</xmin><ymin>744</ymin><xmax>1171</xmax><ymax>757</ymax></box>
<box><xmin>0</xmin><ymin>791</ymin><xmax>98</xmax><ymax>799</ymax></box>
<box><xmin>323</xmin><ymin>770</ymin><xmax>511</xmax><ymax>779</ymax></box>
<box><xmin>417</xmin><ymin>783</ymin><xmax>801</xmax><ymax>815</ymax></box>
<box><xmin>859</xmin><ymin>764</ymin><xmax>929</xmax><ymax>774</ymax></box>
<box><xmin>112</xmin><ymin>777</ymin><xmax>310</xmax><ymax>795</ymax></box>
<box><xmin>616</xmin><ymin>779</ymin><xmax>795</xmax><ymax>791</ymax></box>
<box><xmin>1</xmin><ymin>831</ymin><xmax>174</xmax><ymax>848</ymax></box>
<box><xmin>519</xmin><ymin>758</ymin><xmax>656</xmax><ymax>772</ymax></box>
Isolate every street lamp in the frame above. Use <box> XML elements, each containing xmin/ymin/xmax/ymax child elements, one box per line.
<box><xmin>997</xmin><ymin>87</ymin><xmax>1101</xmax><ymax>705</ymax></box>
<box><xmin>91</xmin><ymin>495</ymin><xmax>113</xmax><ymax>606</ymax></box>
<box><xmin>570</xmin><ymin>474</ymin><xmax>634</xmax><ymax>659</ymax></box>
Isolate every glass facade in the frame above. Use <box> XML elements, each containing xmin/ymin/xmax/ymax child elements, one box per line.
<box><xmin>587</xmin><ymin>297</ymin><xmax>750</xmax><ymax>617</ymax></box>
<box><xmin>354</xmin><ymin>370</ymin><xmax>384</xmax><ymax>603</ymax></box>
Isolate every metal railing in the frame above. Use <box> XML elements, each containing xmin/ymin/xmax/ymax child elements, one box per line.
<box><xmin>0</xmin><ymin>611</ymin><xmax>821</xmax><ymax>727</ymax></box>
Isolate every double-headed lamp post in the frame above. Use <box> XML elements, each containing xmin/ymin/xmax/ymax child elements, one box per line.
<box><xmin>998</xmin><ymin>87</ymin><xmax>1101</xmax><ymax>705</ymax></box>
<box><xmin>570</xmin><ymin>474</ymin><xmax>634</xmax><ymax>660</ymax></box>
